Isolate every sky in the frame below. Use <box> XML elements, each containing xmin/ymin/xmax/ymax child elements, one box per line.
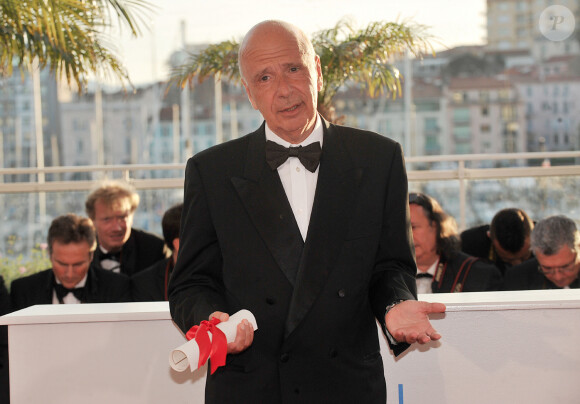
<box><xmin>112</xmin><ymin>0</ymin><xmax>487</xmax><ymax>86</ymax></box>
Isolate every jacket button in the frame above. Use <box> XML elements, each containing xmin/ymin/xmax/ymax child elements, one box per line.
<box><xmin>329</xmin><ymin>348</ymin><xmax>338</xmax><ymax>358</ymax></box>
<box><xmin>337</xmin><ymin>289</ymin><xmax>346</xmax><ymax>298</ymax></box>
<box><xmin>266</xmin><ymin>297</ymin><xmax>276</xmax><ymax>305</ymax></box>
<box><xmin>280</xmin><ymin>353</ymin><xmax>289</xmax><ymax>363</ymax></box>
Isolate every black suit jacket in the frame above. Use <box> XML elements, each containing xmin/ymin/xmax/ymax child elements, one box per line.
<box><xmin>92</xmin><ymin>228</ymin><xmax>167</xmax><ymax>277</ymax></box>
<box><xmin>169</xmin><ymin>120</ymin><xmax>417</xmax><ymax>403</ymax></box>
<box><xmin>503</xmin><ymin>257</ymin><xmax>580</xmax><ymax>290</ymax></box>
<box><xmin>431</xmin><ymin>251</ymin><xmax>502</xmax><ymax>293</ymax></box>
<box><xmin>10</xmin><ymin>266</ymin><xmax>131</xmax><ymax>311</ymax></box>
<box><xmin>0</xmin><ymin>276</ymin><xmax>9</xmax><ymax>404</ymax></box>
<box><xmin>460</xmin><ymin>225</ymin><xmax>492</xmax><ymax>260</ymax></box>
<box><xmin>131</xmin><ymin>257</ymin><xmax>172</xmax><ymax>301</ymax></box>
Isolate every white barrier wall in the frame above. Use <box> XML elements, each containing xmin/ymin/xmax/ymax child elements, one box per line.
<box><xmin>1</xmin><ymin>290</ymin><xmax>580</xmax><ymax>404</ymax></box>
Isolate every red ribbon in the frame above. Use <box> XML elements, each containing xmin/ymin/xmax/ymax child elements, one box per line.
<box><xmin>185</xmin><ymin>317</ymin><xmax>227</xmax><ymax>374</ymax></box>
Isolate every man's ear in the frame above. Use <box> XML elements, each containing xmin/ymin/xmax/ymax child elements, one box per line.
<box><xmin>315</xmin><ymin>55</ymin><xmax>323</xmax><ymax>92</ymax></box>
<box><xmin>242</xmin><ymin>80</ymin><xmax>258</xmax><ymax>110</ymax></box>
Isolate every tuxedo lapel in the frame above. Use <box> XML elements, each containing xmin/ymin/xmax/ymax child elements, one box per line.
<box><xmin>231</xmin><ymin>126</ymin><xmax>304</xmax><ymax>286</ymax></box>
<box><xmin>121</xmin><ymin>232</ymin><xmax>137</xmax><ymax>275</ymax></box>
<box><xmin>285</xmin><ymin>121</ymin><xmax>364</xmax><ymax>338</ymax></box>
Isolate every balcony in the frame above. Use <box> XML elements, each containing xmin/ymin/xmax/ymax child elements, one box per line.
<box><xmin>0</xmin><ymin>150</ymin><xmax>578</xmax><ymax>263</ymax></box>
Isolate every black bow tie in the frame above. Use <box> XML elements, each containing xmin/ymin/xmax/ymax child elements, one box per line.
<box><xmin>265</xmin><ymin>140</ymin><xmax>322</xmax><ymax>172</ymax></box>
<box><xmin>100</xmin><ymin>250</ymin><xmax>121</xmax><ymax>261</ymax></box>
<box><xmin>416</xmin><ymin>272</ymin><xmax>433</xmax><ymax>279</ymax></box>
<box><xmin>54</xmin><ymin>283</ymin><xmax>86</xmax><ymax>303</ymax></box>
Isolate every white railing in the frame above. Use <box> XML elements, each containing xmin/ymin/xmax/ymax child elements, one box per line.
<box><xmin>0</xmin><ymin>151</ymin><xmax>579</xmax><ymax>230</ymax></box>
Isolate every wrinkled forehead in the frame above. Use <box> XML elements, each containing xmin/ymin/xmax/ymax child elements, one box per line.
<box><xmin>239</xmin><ymin>22</ymin><xmax>314</xmax><ymax>75</ymax></box>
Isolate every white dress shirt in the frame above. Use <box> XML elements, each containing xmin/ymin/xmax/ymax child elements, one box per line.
<box><xmin>99</xmin><ymin>246</ymin><xmax>121</xmax><ymax>273</ymax></box>
<box><xmin>416</xmin><ymin>259</ymin><xmax>439</xmax><ymax>294</ymax></box>
<box><xmin>265</xmin><ymin>116</ymin><xmax>323</xmax><ymax>241</ymax></box>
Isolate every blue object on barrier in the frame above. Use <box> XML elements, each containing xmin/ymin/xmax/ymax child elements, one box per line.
<box><xmin>398</xmin><ymin>384</ymin><xmax>404</xmax><ymax>404</ymax></box>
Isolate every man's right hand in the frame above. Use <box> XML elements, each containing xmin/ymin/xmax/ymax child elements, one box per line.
<box><xmin>210</xmin><ymin>311</ymin><xmax>254</xmax><ymax>354</ymax></box>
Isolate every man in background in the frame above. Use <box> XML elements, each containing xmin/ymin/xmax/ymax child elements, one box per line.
<box><xmin>132</xmin><ymin>203</ymin><xmax>182</xmax><ymax>301</ymax></box>
<box><xmin>10</xmin><ymin>213</ymin><xmax>131</xmax><ymax>310</ymax></box>
<box><xmin>504</xmin><ymin>215</ymin><xmax>579</xmax><ymax>290</ymax></box>
<box><xmin>461</xmin><ymin>208</ymin><xmax>534</xmax><ymax>275</ymax></box>
<box><xmin>85</xmin><ymin>181</ymin><xmax>167</xmax><ymax>276</ymax></box>
<box><xmin>410</xmin><ymin>193</ymin><xmax>502</xmax><ymax>293</ymax></box>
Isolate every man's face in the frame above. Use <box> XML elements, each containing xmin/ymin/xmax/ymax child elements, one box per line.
<box><xmin>93</xmin><ymin>198</ymin><xmax>134</xmax><ymax>252</ymax></box>
<box><xmin>240</xmin><ymin>25</ymin><xmax>323</xmax><ymax>144</ymax></box>
<box><xmin>51</xmin><ymin>241</ymin><xmax>93</xmax><ymax>289</ymax></box>
<box><xmin>492</xmin><ymin>237</ymin><xmax>532</xmax><ymax>267</ymax></box>
<box><xmin>536</xmin><ymin>246</ymin><xmax>579</xmax><ymax>288</ymax></box>
<box><xmin>410</xmin><ymin>204</ymin><xmax>439</xmax><ymax>267</ymax></box>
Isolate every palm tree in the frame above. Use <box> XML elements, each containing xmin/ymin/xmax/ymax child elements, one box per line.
<box><xmin>169</xmin><ymin>19</ymin><xmax>435</xmax><ymax>122</ymax></box>
<box><xmin>0</xmin><ymin>0</ymin><xmax>153</xmax><ymax>89</ymax></box>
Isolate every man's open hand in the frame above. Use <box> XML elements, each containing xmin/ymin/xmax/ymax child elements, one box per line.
<box><xmin>385</xmin><ymin>300</ymin><xmax>446</xmax><ymax>344</ymax></box>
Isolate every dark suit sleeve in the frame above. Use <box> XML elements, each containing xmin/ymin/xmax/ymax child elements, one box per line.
<box><xmin>368</xmin><ymin>143</ymin><xmax>417</xmax><ymax>355</ymax></box>
<box><xmin>10</xmin><ymin>278</ymin><xmax>27</xmax><ymax>312</ymax></box>
<box><xmin>0</xmin><ymin>277</ymin><xmax>8</xmax><ymax>404</ymax></box>
<box><xmin>168</xmin><ymin>158</ymin><xmax>227</xmax><ymax>333</ymax></box>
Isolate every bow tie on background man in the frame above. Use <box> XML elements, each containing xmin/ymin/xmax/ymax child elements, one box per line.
<box><xmin>416</xmin><ymin>272</ymin><xmax>434</xmax><ymax>279</ymax></box>
<box><xmin>100</xmin><ymin>250</ymin><xmax>121</xmax><ymax>261</ymax></box>
<box><xmin>265</xmin><ymin>140</ymin><xmax>322</xmax><ymax>172</ymax></box>
<box><xmin>53</xmin><ymin>282</ymin><xmax>86</xmax><ymax>303</ymax></box>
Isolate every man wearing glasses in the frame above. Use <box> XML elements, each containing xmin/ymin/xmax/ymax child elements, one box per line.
<box><xmin>503</xmin><ymin>215</ymin><xmax>580</xmax><ymax>290</ymax></box>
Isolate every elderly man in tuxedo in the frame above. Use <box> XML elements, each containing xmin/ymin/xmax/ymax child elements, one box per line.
<box><xmin>169</xmin><ymin>20</ymin><xmax>445</xmax><ymax>403</ymax></box>
<box><xmin>10</xmin><ymin>214</ymin><xmax>131</xmax><ymax>310</ymax></box>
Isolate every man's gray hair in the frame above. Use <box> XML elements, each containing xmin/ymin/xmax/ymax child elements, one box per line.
<box><xmin>531</xmin><ymin>215</ymin><xmax>580</xmax><ymax>255</ymax></box>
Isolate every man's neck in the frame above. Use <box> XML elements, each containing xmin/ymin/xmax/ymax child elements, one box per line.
<box><xmin>266</xmin><ymin>115</ymin><xmax>319</xmax><ymax>145</ymax></box>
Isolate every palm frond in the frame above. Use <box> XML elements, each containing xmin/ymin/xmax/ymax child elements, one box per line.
<box><xmin>167</xmin><ymin>18</ymin><xmax>436</xmax><ymax>118</ymax></box>
<box><xmin>0</xmin><ymin>0</ymin><xmax>152</xmax><ymax>90</ymax></box>
<box><xmin>169</xmin><ymin>40</ymin><xmax>240</xmax><ymax>89</ymax></box>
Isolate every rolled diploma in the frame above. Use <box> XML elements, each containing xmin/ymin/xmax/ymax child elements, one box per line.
<box><xmin>169</xmin><ymin>309</ymin><xmax>258</xmax><ymax>372</ymax></box>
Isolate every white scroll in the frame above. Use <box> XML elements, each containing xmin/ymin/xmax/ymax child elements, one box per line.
<box><xmin>169</xmin><ymin>309</ymin><xmax>258</xmax><ymax>372</ymax></box>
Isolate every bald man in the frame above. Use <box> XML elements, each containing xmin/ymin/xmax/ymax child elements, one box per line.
<box><xmin>169</xmin><ymin>20</ymin><xmax>444</xmax><ymax>403</ymax></box>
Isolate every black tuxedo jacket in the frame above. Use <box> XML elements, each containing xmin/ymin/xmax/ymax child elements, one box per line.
<box><xmin>460</xmin><ymin>225</ymin><xmax>492</xmax><ymax>260</ymax></box>
<box><xmin>131</xmin><ymin>257</ymin><xmax>172</xmax><ymax>301</ymax></box>
<box><xmin>0</xmin><ymin>276</ymin><xmax>9</xmax><ymax>404</ymax></box>
<box><xmin>169</xmin><ymin>120</ymin><xmax>417</xmax><ymax>403</ymax></box>
<box><xmin>503</xmin><ymin>258</ymin><xmax>580</xmax><ymax>290</ymax></box>
<box><xmin>92</xmin><ymin>227</ymin><xmax>167</xmax><ymax>277</ymax></box>
<box><xmin>431</xmin><ymin>251</ymin><xmax>502</xmax><ymax>293</ymax></box>
<box><xmin>10</xmin><ymin>266</ymin><xmax>131</xmax><ymax>311</ymax></box>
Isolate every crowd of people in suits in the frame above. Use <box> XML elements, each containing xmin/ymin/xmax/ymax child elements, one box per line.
<box><xmin>410</xmin><ymin>192</ymin><xmax>579</xmax><ymax>294</ymax></box>
<box><xmin>0</xmin><ymin>184</ymin><xmax>578</xmax><ymax>401</ymax></box>
<box><xmin>0</xmin><ymin>181</ymin><xmax>183</xmax><ymax>402</ymax></box>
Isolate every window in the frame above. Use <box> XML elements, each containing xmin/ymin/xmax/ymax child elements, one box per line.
<box><xmin>501</xmin><ymin>105</ymin><xmax>515</xmax><ymax>120</ymax></box>
<box><xmin>455</xmin><ymin>143</ymin><xmax>472</xmax><ymax>154</ymax></box>
<box><xmin>453</xmin><ymin>126</ymin><xmax>471</xmax><ymax>141</ymax></box>
<box><xmin>424</xmin><ymin>117</ymin><xmax>438</xmax><ymax>132</ymax></box>
<box><xmin>498</xmin><ymin>89</ymin><xmax>510</xmax><ymax>100</ymax></box>
<box><xmin>453</xmin><ymin>108</ymin><xmax>470</xmax><ymax>123</ymax></box>
<box><xmin>479</xmin><ymin>91</ymin><xmax>490</xmax><ymax>102</ymax></box>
